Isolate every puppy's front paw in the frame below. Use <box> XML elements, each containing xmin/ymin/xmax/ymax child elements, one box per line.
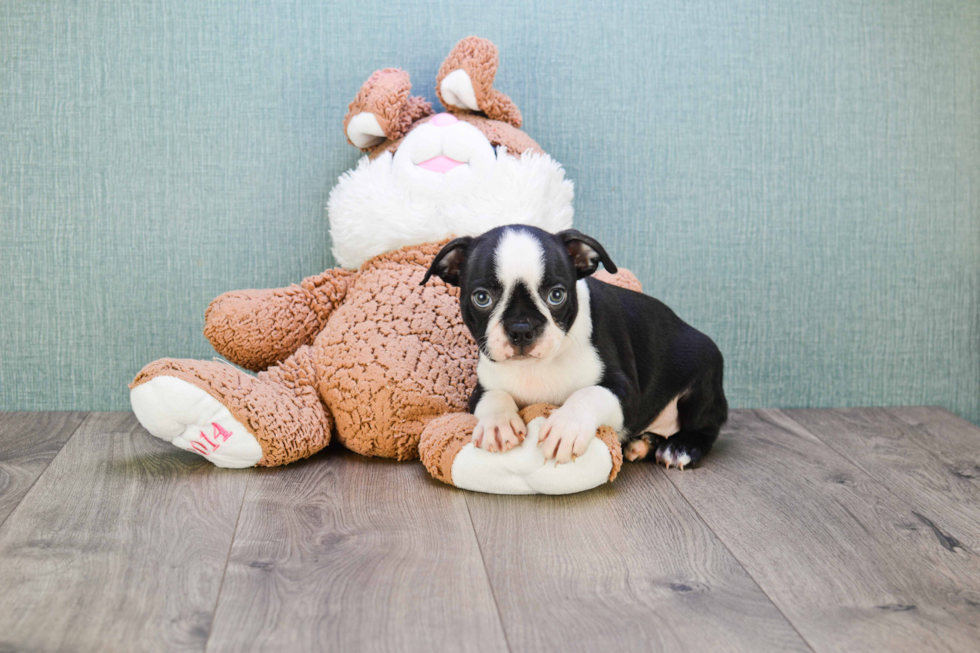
<box><xmin>538</xmin><ymin>408</ymin><xmax>598</xmax><ymax>465</ymax></box>
<box><xmin>472</xmin><ymin>413</ymin><xmax>527</xmax><ymax>453</ymax></box>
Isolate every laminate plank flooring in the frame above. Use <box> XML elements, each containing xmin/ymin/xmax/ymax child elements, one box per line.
<box><xmin>0</xmin><ymin>411</ymin><xmax>85</xmax><ymax>526</ymax></box>
<box><xmin>464</xmin><ymin>463</ymin><xmax>811</xmax><ymax>652</ymax></box>
<box><xmin>663</xmin><ymin>409</ymin><xmax>980</xmax><ymax>653</ymax></box>
<box><xmin>0</xmin><ymin>413</ymin><xmax>251</xmax><ymax>653</ymax></box>
<box><xmin>786</xmin><ymin>407</ymin><xmax>980</xmax><ymax>551</ymax></box>
<box><xmin>205</xmin><ymin>448</ymin><xmax>510</xmax><ymax>653</ymax></box>
<box><xmin>1</xmin><ymin>408</ymin><xmax>978</xmax><ymax>652</ymax></box>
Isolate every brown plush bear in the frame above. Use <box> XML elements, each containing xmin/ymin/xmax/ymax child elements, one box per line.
<box><xmin>130</xmin><ymin>37</ymin><xmax>641</xmax><ymax>494</ymax></box>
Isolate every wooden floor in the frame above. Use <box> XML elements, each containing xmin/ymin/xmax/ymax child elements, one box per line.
<box><xmin>0</xmin><ymin>408</ymin><xmax>978</xmax><ymax>652</ymax></box>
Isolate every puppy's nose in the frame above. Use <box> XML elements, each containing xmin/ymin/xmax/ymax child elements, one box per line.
<box><xmin>429</xmin><ymin>112</ymin><xmax>459</xmax><ymax>127</ymax></box>
<box><xmin>506</xmin><ymin>322</ymin><xmax>541</xmax><ymax>349</ymax></box>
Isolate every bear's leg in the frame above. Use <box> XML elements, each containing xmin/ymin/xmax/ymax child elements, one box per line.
<box><xmin>130</xmin><ymin>345</ymin><xmax>331</xmax><ymax>468</ymax></box>
<box><xmin>419</xmin><ymin>405</ymin><xmax>624</xmax><ymax>495</ymax></box>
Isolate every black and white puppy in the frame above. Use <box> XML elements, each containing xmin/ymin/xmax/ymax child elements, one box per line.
<box><xmin>421</xmin><ymin>225</ymin><xmax>728</xmax><ymax>469</ymax></box>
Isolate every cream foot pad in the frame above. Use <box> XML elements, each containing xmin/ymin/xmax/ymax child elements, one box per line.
<box><xmin>131</xmin><ymin>375</ymin><xmax>263</xmax><ymax>468</ymax></box>
<box><xmin>451</xmin><ymin>417</ymin><xmax>614</xmax><ymax>495</ymax></box>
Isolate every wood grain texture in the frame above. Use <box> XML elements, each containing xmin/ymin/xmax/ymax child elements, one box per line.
<box><xmin>0</xmin><ymin>411</ymin><xmax>84</xmax><ymax>526</ymax></box>
<box><xmin>5</xmin><ymin>407</ymin><xmax>980</xmax><ymax>652</ymax></box>
<box><xmin>205</xmin><ymin>448</ymin><xmax>509</xmax><ymax>653</ymax></box>
<box><xmin>666</xmin><ymin>409</ymin><xmax>980</xmax><ymax>653</ymax></box>
<box><xmin>0</xmin><ymin>413</ymin><xmax>251</xmax><ymax>653</ymax></box>
<box><xmin>785</xmin><ymin>407</ymin><xmax>980</xmax><ymax>551</ymax></box>
<box><xmin>464</xmin><ymin>462</ymin><xmax>811</xmax><ymax>653</ymax></box>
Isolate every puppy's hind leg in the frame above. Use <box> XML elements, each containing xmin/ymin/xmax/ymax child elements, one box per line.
<box><xmin>654</xmin><ymin>370</ymin><xmax>727</xmax><ymax>471</ymax></box>
<box><xmin>625</xmin><ymin>434</ymin><xmax>657</xmax><ymax>462</ymax></box>
<box><xmin>654</xmin><ymin>432</ymin><xmax>715</xmax><ymax>470</ymax></box>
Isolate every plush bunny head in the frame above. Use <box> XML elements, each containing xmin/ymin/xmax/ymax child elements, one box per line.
<box><xmin>328</xmin><ymin>37</ymin><xmax>575</xmax><ymax>269</ymax></box>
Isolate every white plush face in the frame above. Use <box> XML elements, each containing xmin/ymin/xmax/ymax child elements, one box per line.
<box><xmin>393</xmin><ymin>113</ymin><xmax>497</xmax><ymax>178</ymax></box>
<box><xmin>327</xmin><ymin>115</ymin><xmax>575</xmax><ymax>270</ymax></box>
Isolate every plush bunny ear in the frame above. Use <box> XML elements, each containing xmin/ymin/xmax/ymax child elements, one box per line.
<box><xmin>436</xmin><ymin>37</ymin><xmax>522</xmax><ymax>128</ymax></box>
<box><xmin>343</xmin><ymin>68</ymin><xmax>433</xmax><ymax>151</ymax></box>
<box><xmin>557</xmin><ymin>230</ymin><xmax>618</xmax><ymax>279</ymax></box>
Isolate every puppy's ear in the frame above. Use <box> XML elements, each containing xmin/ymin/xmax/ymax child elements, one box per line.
<box><xmin>557</xmin><ymin>230</ymin><xmax>618</xmax><ymax>278</ymax></box>
<box><xmin>421</xmin><ymin>237</ymin><xmax>473</xmax><ymax>286</ymax></box>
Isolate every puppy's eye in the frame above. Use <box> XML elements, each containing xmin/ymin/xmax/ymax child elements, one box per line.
<box><xmin>547</xmin><ymin>287</ymin><xmax>567</xmax><ymax>306</ymax></box>
<box><xmin>472</xmin><ymin>289</ymin><xmax>493</xmax><ymax>309</ymax></box>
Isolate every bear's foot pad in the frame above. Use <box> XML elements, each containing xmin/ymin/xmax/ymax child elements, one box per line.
<box><xmin>131</xmin><ymin>376</ymin><xmax>263</xmax><ymax>468</ymax></box>
<box><xmin>451</xmin><ymin>417</ymin><xmax>613</xmax><ymax>495</ymax></box>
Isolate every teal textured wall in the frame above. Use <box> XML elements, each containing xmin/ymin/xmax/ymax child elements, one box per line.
<box><xmin>1</xmin><ymin>1</ymin><xmax>978</xmax><ymax>422</ymax></box>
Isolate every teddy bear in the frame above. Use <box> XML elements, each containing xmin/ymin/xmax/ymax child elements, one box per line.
<box><xmin>130</xmin><ymin>37</ymin><xmax>642</xmax><ymax>494</ymax></box>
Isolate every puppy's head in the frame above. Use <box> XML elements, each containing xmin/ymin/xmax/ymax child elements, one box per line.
<box><xmin>421</xmin><ymin>225</ymin><xmax>616</xmax><ymax>362</ymax></box>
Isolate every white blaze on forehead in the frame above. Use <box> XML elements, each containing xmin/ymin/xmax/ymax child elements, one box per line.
<box><xmin>483</xmin><ymin>228</ymin><xmax>567</xmax><ymax>363</ymax></box>
<box><xmin>494</xmin><ymin>229</ymin><xmax>545</xmax><ymax>291</ymax></box>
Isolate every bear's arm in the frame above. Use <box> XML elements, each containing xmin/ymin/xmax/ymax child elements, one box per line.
<box><xmin>592</xmin><ymin>268</ymin><xmax>643</xmax><ymax>293</ymax></box>
<box><xmin>203</xmin><ymin>267</ymin><xmax>356</xmax><ymax>372</ymax></box>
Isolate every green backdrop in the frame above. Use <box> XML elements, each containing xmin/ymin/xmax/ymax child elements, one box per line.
<box><xmin>2</xmin><ymin>0</ymin><xmax>978</xmax><ymax>423</ymax></box>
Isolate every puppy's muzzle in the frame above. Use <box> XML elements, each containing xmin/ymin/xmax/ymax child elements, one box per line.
<box><xmin>505</xmin><ymin>320</ymin><xmax>545</xmax><ymax>353</ymax></box>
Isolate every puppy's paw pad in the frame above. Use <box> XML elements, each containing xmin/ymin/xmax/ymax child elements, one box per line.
<box><xmin>655</xmin><ymin>442</ymin><xmax>702</xmax><ymax>470</ymax></box>
<box><xmin>625</xmin><ymin>437</ymin><xmax>652</xmax><ymax>462</ymax></box>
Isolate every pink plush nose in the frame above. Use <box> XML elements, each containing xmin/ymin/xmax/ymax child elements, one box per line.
<box><xmin>430</xmin><ymin>112</ymin><xmax>458</xmax><ymax>127</ymax></box>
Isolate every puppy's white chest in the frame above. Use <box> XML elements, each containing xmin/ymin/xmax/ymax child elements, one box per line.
<box><xmin>479</xmin><ymin>352</ymin><xmax>604</xmax><ymax>407</ymax></box>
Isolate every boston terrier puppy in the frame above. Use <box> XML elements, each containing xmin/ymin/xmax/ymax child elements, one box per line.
<box><xmin>421</xmin><ymin>225</ymin><xmax>728</xmax><ymax>469</ymax></box>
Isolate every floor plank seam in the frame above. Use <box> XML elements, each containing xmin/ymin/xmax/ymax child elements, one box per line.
<box><xmin>774</xmin><ymin>409</ymin><xmax>971</xmax><ymax>547</ymax></box>
<box><xmin>655</xmin><ymin>464</ymin><xmax>819</xmax><ymax>653</ymax></box>
<box><xmin>0</xmin><ymin>412</ymin><xmax>88</xmax><ymax>533</ymax></box>
<box><xmin>203</xmin><ymin>470</ymin><xmax>252</xmax><ymax>653</ymax></box>
<box><xmin>463</xmin><ymin>494</ymin><xmax>515</xmax><ymax>653</ymax></box>
<box><xmin>6</xmin><ymin>409</ymin><xmax>974</xmax><ymax>651</ymax></box>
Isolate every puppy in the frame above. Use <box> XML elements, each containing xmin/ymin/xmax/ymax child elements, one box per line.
<box><xmin>421</xmin><ymin>225</ymin><xmax>728</xmax><ymax>469</ymax></box>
